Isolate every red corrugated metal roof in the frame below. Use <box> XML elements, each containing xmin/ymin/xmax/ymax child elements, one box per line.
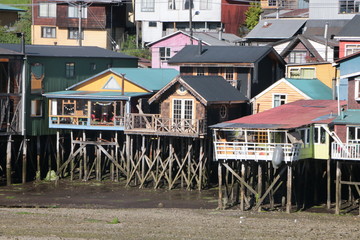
<box><xmin>227</xmin><ymin>100</ymin><xmax>346</xmax><ymax>129</ymax></box>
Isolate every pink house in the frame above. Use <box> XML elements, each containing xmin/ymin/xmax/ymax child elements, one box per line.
<box><xmin>147</xmin><ymin>30</ymin><xmax>242</xmax><ymax>69</ymax></box>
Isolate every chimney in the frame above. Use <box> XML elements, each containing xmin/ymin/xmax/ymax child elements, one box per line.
<box><xmin>198</xmin><ymin>40</ymin><xmax>202</xmax><ymax>55</ymax></box>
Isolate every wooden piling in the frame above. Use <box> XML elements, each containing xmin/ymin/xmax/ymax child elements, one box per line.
<box><xmin>286</xmin><ymin>164</ymin><xmax>292</xmax><ymax>213</ymax></box>
<box><xmin>327</xmin><ymin>158</ymin><xmax>331</xmax><ymax>209</ymax></box>
<box><xmin>6</xmin><ymin>135</ymin><xmax>12</xmax><ymax>186</ymax></box>
<box><xmin>335</xmin><ymin>161</ymin><xmax>341</xmax><ymax>214</ymax></box>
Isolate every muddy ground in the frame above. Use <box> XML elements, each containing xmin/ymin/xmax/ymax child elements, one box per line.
<box><xmin>0</xmin><ymin>180</ymin><xmax>359</xmax><ymax>239</ymax></box>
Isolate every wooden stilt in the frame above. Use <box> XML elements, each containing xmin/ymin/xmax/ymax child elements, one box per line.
<box><xmin>286</xmin><ymin>164</ymin><xmax>292</xmax><ymax>213</ymax></box>
<box><xmin>36</xmin><ymin>136</ymin><xmax>41</xmax><ymax>180</ymax></box>
<box><xmin>70</xmin><ymin>131</ymin><xmax>74</xmax><ymax>181</ymax></box>
<box><xmin>56</xmin><ymin>131</ymin><xmax>60</xmax><ymax>172</ymax></box>
<box><xmin>335</xmin><ymin>161</ymin><xmax>341</xmax><ymax>214</ymax></box>
<box><xmin>240</xmin><ymin>162</ymin><xmax>245</xmax><ymax>211</ymax></box>
<box><xmin>83</xmin><ymin>131</ymin><xmax>87</xmax><ymax>181</ymax></box>
<box><xmin>6</xmin><ymin>135</ymin><xmax>12</xmax><ymax>186</ymax></box>
<box><xmin>327</xmin><ymin>158</ymin><xmax>331</xmax><ymax>209</ymax></box>
<box><xmin>257</xmin><ymin>162</ymin><xmax>262</xmax><ymax>212</ymax></box>
<box><xmin>22</xmin><ymin>137</ymin><xmax>27</xmax><ymax>184</ymax></box>
<box><xmin>218</xmin><ymin>161</ymin><xmax>223</xmax><ymax>209</ymax></box>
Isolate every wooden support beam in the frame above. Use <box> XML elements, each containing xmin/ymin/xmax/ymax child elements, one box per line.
<box><xmin>327</xmin><ymin>158</ymin><xmax>331</xmax><ymax>209</ymax></box>
<box><xmin>22</xmin><ymin>137</ymin><xmax>27</xmax><ymax>184</ymax></box>
<box><xmin>6</xmin><ymin>135</ymin><xmax>12</xmax><ymax>186</ymax></box>
<box><xmin>286</xmin><ymin>164</ymin><xmax>292</xmax><ymax>213</ymax></box>
<box><xmin>257</xmin><ymin>163</ymin><xmax>262</xmax><ymax>212</ymax></box>
<box><xmin>218</xmin><ymin>161</ymin><xmax>223</xmax><ymax>209</ymax></box>
<box><xmin>36</xmin><ymin>136</ymin><xmax>41</xmax><ymax>180</ymax></box>
<box><xmin>335</xmin><ymin>161</ymin><xmax>341</xmax><ymax>215</ymax></box>
<box><xmin>222</xmin><ymin>162</ymin><xmax>257</xmax><ymax>195</ymax></box>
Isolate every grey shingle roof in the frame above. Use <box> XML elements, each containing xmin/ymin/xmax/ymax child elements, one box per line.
<box><xmin>0</xmin><ymin>44</ymin><xmax>136</xmax><ymax>59</ymax></box>
<box><xmin>168</xmin><ymin>45</ymin><xmax>275</xmax><ymax>64</ymax></box>
<box><xmin>180</xmin><ymin>75</ymin><xmax>248</xmax><ymax>103</ymax></box>
<box><xmin>245</xmin><ymin>19</ymin><xmax>307</xmax><ymax>39</ymax></box>
<box><xmin>335</xmin><ymin>15</ymin><xmax>360</xmax><ymax>37</ymax></box>
<box><xmin>304</xmin><ymin>19</ymin><xmax>349</xmax><ymax>37</ymax></box>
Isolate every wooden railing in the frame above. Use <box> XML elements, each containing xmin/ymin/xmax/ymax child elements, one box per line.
<box><xmin>125</xmin><ymin>113</ymin><xmax>206</xmax><ymax>136</ymax></box>
<box><xmin>214</xmin><ymin>141</ymin><xmax>301</xmax><ymax>162</ymax></box>
<box><xmin>331</xmin><ymin>142</ymin><xmax>360</xmax><ymax>161</ymax></box>
<box><xmin>49</xmin><ymin>115</ymin><xmax>125</xmax><ymax>127</ymax></box>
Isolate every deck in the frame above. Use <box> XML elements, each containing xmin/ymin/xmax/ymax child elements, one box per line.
<box><xmin>49</xmin><ymin>115</ymin><xmax>125</xmax><ymax>130</ymax></box>
<box><xmin>331</xmin><ymin>142</ymin><xmax>360</xmax><ymax>161</ymax></box>
<box><xmin>124</xmin><ymin>113</ymin><xmax>206</xmax><ymax>137</ymax></box>
<box><xmin>214</xmin><ymin>141</ymin><xmax>301</xmax><ymax>162</ymax></box>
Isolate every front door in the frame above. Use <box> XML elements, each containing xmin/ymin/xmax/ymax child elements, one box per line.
<box><xmin>172</xmin><ymin>99</ymin><xmax>193</xmax><ymax>132</ymax></box>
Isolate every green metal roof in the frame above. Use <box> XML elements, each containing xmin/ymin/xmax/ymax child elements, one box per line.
<box><xmin>110</xmin><ymin>68</ymin><xmax>179</xmax><ymax>91</ymax></box>
<box><xmin>43</xmin><ymin>90</ymin><xmax>151</xmax><ymax>99</ymax></box>
<box><xmin>333</xmin><ymin>109</ymin><xmax>360</xmax><ymax>125</ymax></box>
<box><xmin>0</xmin><ymin>4</ymin><xmax>26</xmax><ymax>12</ymax></box>
<box><xmin>286</xmin><ymin>78</ymin><xmax>333</xmax><ymax>100</ymax></box>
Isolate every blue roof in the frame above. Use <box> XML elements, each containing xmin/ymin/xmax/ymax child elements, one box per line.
<box><xmin>110</xmin><ymin>68</ymin><xmax>179</xmax><ymax>91</ymax></box>
<box><xmin>0</xmin><ymin>4</ymin><xmax>25</xmax><ymax>12</ymax></box>
<box><xmin>286</xmin><ymin>78</ymin><xmax>333</xmax><ymax>100</ymax></box>
<box><xmin>43</xmin><ymin>91</ymin><xmax>151</xmax><ymax>99</ymax></box>
<box><xmin>69</xmin><ymin>68</ymin><xmax>179</xmax><ymax>92</ymax></box>
<box><xmin>333</xmin><ymin>109</ymin><xmax>360</xmax><ymax>125</ymax></box>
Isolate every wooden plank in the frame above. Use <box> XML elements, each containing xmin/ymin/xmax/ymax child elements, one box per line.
<box><xmin>222</xmin><ymin>162</ymin><xmax>257</xmax><ymax>195</ymax></box>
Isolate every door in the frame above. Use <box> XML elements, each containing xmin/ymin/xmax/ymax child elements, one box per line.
<box><xmin>172</xmin><ymin>99</ymin><xmax>193</xmax><ymax>132</ymax></box>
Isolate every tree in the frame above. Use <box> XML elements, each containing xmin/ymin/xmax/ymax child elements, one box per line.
<box><xmin>245</xmin><ymin>2</ymin><xmax>262</xmax><ymax>30</ymax></box>
<box><xmin>121</xmin><ymin>35</ymin><xmax>151</xmax><ymax>60</ymax></box>
<box><xmin>0</xmin><ymin>10</ymin><xmax>31</xmax><ymax>44</ymax></box>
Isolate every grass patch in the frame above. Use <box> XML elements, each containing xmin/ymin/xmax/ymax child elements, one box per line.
<box><xmin>108</xmin><ymin>217</ymin><xmax>120</xmax><ymax>224</ymax></box>
<box><xmin>136</xmin><ymin>198</ymin><xmax>150</xmax><ymax>202</ymax></box>
<box><xmin>5</xmin><ymin>196</ymin><xmax>15</xmax><ymax>199</ymax></box>
<box><xmin>86</xmin><ymin>218</ymin><xmax>103</xmax><ymax>223</ymax></box>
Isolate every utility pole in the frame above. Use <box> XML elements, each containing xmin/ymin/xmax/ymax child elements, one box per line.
<box><xmin>78</xmin><ymin>2</ymin><xmax>83</xmax><ymax>47</ymax></box>
<box><xmin>189</xmin><ymin>0</ymin><xmax>193</xmax><ymax>45</ymax></box>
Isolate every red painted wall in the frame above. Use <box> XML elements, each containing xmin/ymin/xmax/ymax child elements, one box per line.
<box><xmin>347</xmin><ymin>79</ymin><xmax>360</xmax><ymax>109</ymax></box>
<box><xmin>221</xmin><ymin>0</ymin><xmax>249</xmax><ymax>36</ymax></box>
<box><xmin>339</xmin><ymin>41</ymin><xmax>360</xmax><ymax>58</ymax></box>
<box><xmin>334</xmin><ymin>124</ymin><xmax>347</xmax><ymax>142</ymax></box>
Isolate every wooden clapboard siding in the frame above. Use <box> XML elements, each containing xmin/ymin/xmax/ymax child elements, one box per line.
<box><xmin>253</xmin><ymin>81</ymin><xmax>309</xmax><ymax>114</ymax></box>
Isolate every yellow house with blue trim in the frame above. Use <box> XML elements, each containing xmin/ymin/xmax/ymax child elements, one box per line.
<box><xmin>43</xmin><ymin>68</ymin><xmax>179</xmax><ymax>131</ymax></box>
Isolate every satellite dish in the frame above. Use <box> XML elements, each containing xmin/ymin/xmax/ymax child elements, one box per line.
<box><xmin>272</xmin><ymin>145</ymin><xmax>284</xmax><ymax>169</ymax></box>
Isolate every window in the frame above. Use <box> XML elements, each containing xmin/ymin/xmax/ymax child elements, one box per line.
<box><xmin>68</xmin><ymin>5</ymin><xmax>87</xmax><ymax>18</ymax></box>
<box><xmin>31</xmin><ymin>100</ymin><xmax>43</xmax><ymax>117</ymax></box>
<box><xmin>173</xmin><ymin>99</ymin><xmax>193</xmax><ymax>120</ymax></box>
<box><xmin>355</xmin><ymin>78</ymin><xmax>360</xmax><ymax>100</ymax></box>
<box><xmin>345</xmin><ymin>44</ymin><xmax>360</xmax><ymax>56</ymax></box>
<box><xmin>68</xmin><ymin>28</ymin><xmax>84</xmax><ymax>40</ymax></box>
<box><xmin>288</xmin><ymin>51</ymin><xmax>307</xmax><ymax>64</ymax></box>
<box><xmin>200</xmin><ymin>0</ymin><xmax>211</xmax><ymax>10</ymax></box>
<box><xmin>66</xmin><ymin>63</ymin><xmax>75</xmax><ymax>78</ymax></box>
<box><xmin>224</xmin><ymin>67</ymin><xmax>236</xmax><ymax>87</ymax></box>
<box><xmin>183</xmin><ymin>0</ymin><xmax>194</xmax><ymax>9</ymax></box>
<box><xmin>298</xmin><ymin>128</ymin><xmax>310</xmax><ymax>147</ymax></box>
<box><xmin>196</xmin><ymin>67</ymin><xmax>204</xmax><ymax>76</ymax></box>
<box><xmin>168</xmin><ymin>0</ymin><xmax>179</xmax><ymax>9</ymax></box>
<box><xmin>268</xmin><ymin>0</ymin><xmax>277</xmax><ymax>6</ymax></box>
<box><xmin>339</xmin><ymin>0</ymin><xmax>360</xmax><ymax>13</ymax></box>
<box><xmin>220</xmin><ymin>105</ymin><xmax>227</xmax><ymax>119</ymax></box>
<box><xmin>160</xmin><ymin>47</ymin><xmax>171</xmax><ymax>60</ymax></box>
<box><xmin>314</xmin><ymin>126</ymin><xmax>326</xmax><ymax>144</ymax></box>
<box><xmin>348</xmin><ymin>126</ymin><xmax>360</xmax><ymax>143</ymax></box>
<box><xmin>149</xmin><ymin>21</ymin><xmax>157</xmax><ymax>27</ymax></box>
<box><xmin>41</xmin><ymin>27</ymin><xmax>56</xmax><ymax>38</ymax></box>
<box><xmin>31</xmin><ymin>63</ymin><xmax>44</xmax><ymax>94</ymax></box>
<box><xmin>39</xmin><ymin>3</ymin><xmax>56</xmax><ymax>17</ymax></box>
<box><xmin>288</xmin><ymin>67</ymin><xmax>316</xmax><ymax>79</ymax></box>
<box><xmin>273</xmin><ymin>94</ymin><xmax>286</xmax><ymax>108</ymax></box>
<box><xmin>141</xmin><ymin>0</ymin><xmax>155</xmax><ymax>12</ymax></box>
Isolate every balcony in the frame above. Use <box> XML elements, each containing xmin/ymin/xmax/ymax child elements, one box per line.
<box><xmin>331</xmin><ymin>142</ymin><xmax>360</xmax><ymax>161</ymax></box>
<box><xmin>124</xmin><ymin>113</ymin><xmax>206</xmax><ymax>137</ymax></box>
<box><xmin>214</xmin><ymin>141</ymin><xmax>301</xmax><ymax>162</ymax></box>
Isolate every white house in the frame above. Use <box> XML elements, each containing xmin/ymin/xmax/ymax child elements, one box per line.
<box><xmin>135</xmin><ymin>0</ymin><xmax>221</xmax><ymax>45</ymax></box>
<box><xmin>309</xmin><ymin>0</ymin><xmax>358</xmax><ymax>19</ymax></box>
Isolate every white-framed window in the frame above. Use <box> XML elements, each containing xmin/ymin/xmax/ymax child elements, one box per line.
<box><xmin>273</xmin><ymin>94</ymin><xmax>286</xmax><ymax>108</ymax></box>
<box><xmin>168</xmin><ymin>0</ymin><xmax>179</xmax><ymax>9</ymax></box>
<box><xmin>149</xmin><ymin>21</ymin><xmax>157</xmax><ymax>27</ymax></box>
<box><xmin>41</xmin><ymin>27</ymin><xmax>56</xmax><ymax>38</ymax></box>
<box><xmin>196</xmin><ymin>67</ymin><xmax>204</xmax><ymax>76</ymax></box>
<box><xmin>200</xmin><ymin>0</ymin><xmax>211</xmax><ymax>10</ymax></box>
<box><xmin>288</xmin><ymin>67</ymin><xmax>316</xmax><ymax>79</ymax></box>
<box><xmin>39</xmin><ymin>3</ymin><xmax>56</xmax><ymax>17</ymax></box>
<box><xmin>268</xmin><ymin>0</ymin><xmax>277</xmax><ymax>6</ymax></box>
<box><xmin>66</xmin><ymin>63</ymin><xmax>75</xmax><ymax>78</ymax></box>
<box><xmin>339</xmin><ymin>0</ymin><xmax>360</xmax><ymax>14</ymax></box>
<box><xmin>68</xmin><ymin>5</ymin><xmax>87</xmax><ymax>18</ymax></box>
<box><xmin>183</xmin><ymin>0</ymin><xmax>194</xmax><ymax>9</ymax></box>
<box><xmin>220</xmin><ymin>105</ymin><xmax>227</xmax><ymax>119</ymax></box>
<box><xmin>172</xmin><ymin>99</ymin><xmax>193</xmax><ymax>120</ymax></box>
<box><xmin>31</xmin><ymin>100</ymin><xmax>43</xmax><ymax>117</ymax></box>
<box><xmin>347</xmin><ymin>126</ymin><xmax>360</xmax><ymax>143</ymax></box>
<box><xmin>68</xmin><ymin>27</ymin><xmax>84</xmax><ymax>39</ymax></box>
<box><xmin>160</xmin><ymin>47</ymin><xmax>171</xmax><ymax>61</ymax></box>
<box><xmin>224</xmin><ymin>67</ymin><xmax>237</xmax><ymax>87</ymax></box>
<box><xmin>314</xmin><ymin>126</ymin><xmax>326</xmax><ymax>144</ymax></box>
<box><xmin>141</xmin><ymin>0</ymin><xmax>155</xmax><ymax>12</ymax></box>
<box><xmin>288</xmin><ymin>51</ymin><xmax>307</xmax><ymax>64</ymax></box>
<box><xmin>297</xmin><ymin>128</ymin><xmax>310</xmax><ymax>147</ymax></box>
<box><xmin>345</xmin><ymin>44</ymin><xmax>360</xmax><ymax>56</ymax></box>
<box><xmin>355</xmin><ymin>78</ymin><xmax>360</xmax><ymax>100</ymax></box>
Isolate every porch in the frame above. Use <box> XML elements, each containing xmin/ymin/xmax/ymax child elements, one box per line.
<box><xmin>331</xmin><ymin>142</ymin><xmax>360</xmax><ymax>161</ymax></box>
<box><xmin>124</xmin><ymin>113</ymin><xmax>206</xmax><ymax>137</ymax></box>
<box><xmin>49</xmin><ymin>115</ymin><xmax>125</xmax><ymax>130</ymax></box>
<box><xmin>214</xmin><ymin>141</ymin><xmax>301</xmax><ymax>162</ymax></box>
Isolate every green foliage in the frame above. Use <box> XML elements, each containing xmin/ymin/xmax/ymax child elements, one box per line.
<box><xmin>121</xmin><ymin>35</ymin><xmax>151</xmax><ymax>60</ymax></box>
<box><xmin>108</xmin><ymin>217</ymin><xmax>120</xmax><ymax>224</ymax></box>
<box><xmin>0</xmin><ymin>8</ymin><xmax>32</xmax><ymax>44</ymax></box>
<box><xmin>245</xmin><ymin>2</ymin><xmax>263</xmax><ymax>30</ymax></box>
